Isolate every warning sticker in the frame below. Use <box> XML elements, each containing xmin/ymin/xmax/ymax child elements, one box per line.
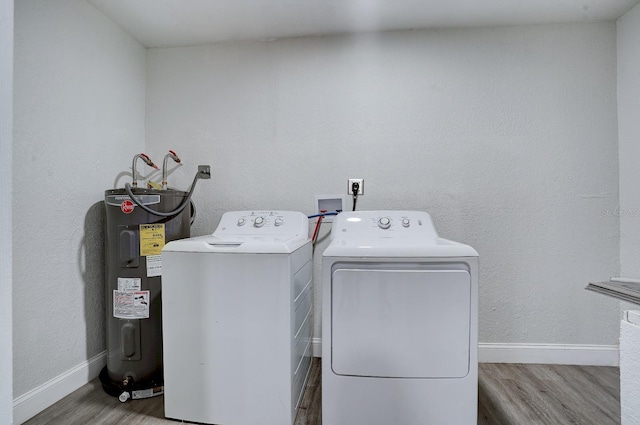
<box><xmin>140</xmin><ymin>224</ymin><xmax>165</xmax><ymax>256</ymax></box>
<box><xmin>132</xmin><ymin>386</ymin><xmax>164</xmax><ymax>399</ymax></box>
<box><xmin>113</xmin><ymin>290</ymin><xmax>150</xmax><ymax>319</ymax></box>
<box><xmin>146</xmin><ymin>255</ymin><xmax>162</xmax><ymax>277</ymax></box>
<box><xmin>117</xmin><ymin>277</ymin><xmax>141</xmax><ymax>292</ymax></box>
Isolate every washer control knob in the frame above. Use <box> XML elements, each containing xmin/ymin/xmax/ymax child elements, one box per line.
<box><xmin>274</xmin><ymin>218</ymin><xmax>283</xmax><ymax>227</ymax></box>
<box><xmin>401</xmin><ymin>218</ymin><xmax>410</xmax><ymax>228</ymax></box>
<box><xmin>378</xmin><ymin>217</ymin><xmax>391</xmax><ymax>229</ymax></box>
<box><xmin>254</xmin><ymin>216</ymin><xmax>265</xmax><ymax>228</ymax></box>
<box><xmin>237</xmin><ymin>218</ymin><xmax>246</xmax><ymax>226</ymax></box>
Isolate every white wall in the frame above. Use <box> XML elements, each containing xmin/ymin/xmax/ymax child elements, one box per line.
<box><xmin>617</xmin><ymin>3</ymin><xmax>640</xmax><ymax>423</ymax></box>
<box><xmin>13</xmin><ymin>0</ymin><xmax>146</xmax><ymax>398</ymax></box>
<box><xmin>619</xmin><ymin>0</ymin><xmax>640</xmax><ymax>279</ymax></box>
<box><xmin>1</xmin><ymin>0</ymin><xmax>13</xmax><ymax>422</ymax></box>
<box><xmin>146</xmin><ymin>23</ymin><xmax>621</xmax><ymax>348</ymax></box>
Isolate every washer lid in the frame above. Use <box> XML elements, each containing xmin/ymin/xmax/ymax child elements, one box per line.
<box><xmin>323</xmin><ymin>210</ymin><xmax>477</xmax><ymax>258</ymax></box>
<box><xmin>163</xmin><ymin>210</ymin><xmax>310</xmax><ymax>254</ymax></box>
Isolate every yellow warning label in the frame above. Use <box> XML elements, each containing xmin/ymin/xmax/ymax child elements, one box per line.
<box><xmin>140</xmin><ymin>224</ymin><xmax>165</xmax><ymax>256</ymax></box>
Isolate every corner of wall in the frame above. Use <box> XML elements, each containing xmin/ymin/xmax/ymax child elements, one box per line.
<box><xmin>0</xmin><ymin>0</ymin><xmax>13</xmax><ymax>424</ymax></box>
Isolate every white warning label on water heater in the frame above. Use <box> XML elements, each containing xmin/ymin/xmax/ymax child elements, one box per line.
<box><xmin>113</xmin><ymin>290</ymin><xmax>149</xmax><ymax>319</ymax></box>
<box><xmin>117</xmin><ymin>277</ymin><xmax>141</xmax><ymax>292</ymax></box>
<box><xmin>146</xmin><ymin>255</ymin><xmax>162</xmax><ymax>277</ymax></box>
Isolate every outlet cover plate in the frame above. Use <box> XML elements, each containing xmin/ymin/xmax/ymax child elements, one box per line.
<box><xmin>348</xmin><ymin>178</ymin><xmax>364</xmax><ymax>195</ymax></box>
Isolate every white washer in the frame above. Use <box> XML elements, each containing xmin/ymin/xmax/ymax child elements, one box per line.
<box><xmin>322</xmin><ymin>210</ymin><xmax>478</xmax><ymax>425</ymax></box>
<box><xmin>161</xmin><ymin>211</ymin><xmax>313</xmax><ymax>425</ymax></box>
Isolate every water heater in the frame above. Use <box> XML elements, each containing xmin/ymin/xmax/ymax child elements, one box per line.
<box><xmin>99</xmin><ymin>153</ymin><xmax>210</xmax><ymax>402</ymax></box>
<box><xmin>100</xmin><ymin>187</ymin><xmax>191</xmax><ymax>402</ymax></box>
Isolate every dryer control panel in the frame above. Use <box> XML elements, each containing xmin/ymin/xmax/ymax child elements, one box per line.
<box><xmin>325</xmin><ymin>210</ymin><xmax>477</xmax><ymax>257</ymax></box>
<box><xmin>332</xmin><ymin>210</ymin><xmax>439</xmax><ymax>238</ymax></box>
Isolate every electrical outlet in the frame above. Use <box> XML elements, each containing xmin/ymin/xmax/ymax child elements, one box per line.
<box><xmin>198</xmin><ymin>165</ymin><xmax>211</xmax><ymax>179</ymax></box>
<box><xmin>348</xmin><ymin>179</ymin><xmax>364</xmax><ymax>195</ymax></box>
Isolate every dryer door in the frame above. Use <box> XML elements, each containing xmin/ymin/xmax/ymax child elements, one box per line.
<box><xmin>331</xmin><ymin>268</ymin><xmax>471</xmax><ymax>378</ymax></box>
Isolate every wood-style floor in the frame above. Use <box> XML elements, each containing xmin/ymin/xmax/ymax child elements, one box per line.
<box><xmin>25</xmin><ymin>359</ymin><xmax>619</xmax><ymax>425</ymax></box>
<box><xmin>477</xmin><ymin>363</ymin><xmax>619</xmax><ymax>425</ymax></box>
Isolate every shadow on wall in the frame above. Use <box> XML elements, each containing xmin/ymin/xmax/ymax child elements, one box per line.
<box><xmin>80</xmin><ymin>201</ymin><xmax>106</xmax><ymax>361</ymax></box>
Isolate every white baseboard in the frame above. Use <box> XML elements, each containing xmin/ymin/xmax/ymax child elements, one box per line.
<box><xmin>312</xmin><ymin>339</ymin><xmax>619</xmax><ymax>366</ymax></box>
<box><xmin>13</xmin><ymin>351</ymin><xmax>106</xmax><ymax>424</ymax></box>
<box><xmin>312</xmin><ymin>337</ymin><xmax>322</xmax><ymax>357</ymax></box>
<box><xmin>478</xmin><ymin>343</ymin><xmax>619</xmax><ymax>366</ymax></box>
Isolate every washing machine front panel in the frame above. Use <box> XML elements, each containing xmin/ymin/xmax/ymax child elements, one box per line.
<box><xmin>162</xmin><ymin>211</ymin><xmax>312</xmax><ymax>425</ymax></box>
<box><xmin>331</xmin><ymin>267</ymin><xmax>471</xmax><ymax>378</ymax></box>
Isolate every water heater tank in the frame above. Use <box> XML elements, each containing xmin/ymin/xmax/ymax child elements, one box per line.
<box><xmin>100</xmin><ymin>187</ymin><xmax>190</xmax><ymax>402</ymax></box>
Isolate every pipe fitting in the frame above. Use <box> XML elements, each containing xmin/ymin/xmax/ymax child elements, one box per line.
<box><xmin>131</xmin><ymin>153</ymin><xmax>158</xmax><ymax>187</ymax></box>
<box><xmin>162</xmin><ymin>150</ymin><xmax>182</xmax><ymax>188</ymax></box>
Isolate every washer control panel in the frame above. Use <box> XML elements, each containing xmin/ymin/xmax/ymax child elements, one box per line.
<box><xmin>215</xmin><ymin>211</ymin><xmax>308</xmax><ymax>236</ymax></box>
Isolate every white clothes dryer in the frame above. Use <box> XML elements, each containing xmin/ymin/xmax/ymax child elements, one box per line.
<box><xmin>162</xmin><ymin>211</ymin><xmax>313</xmax><ymax>425</ymax></box>
<box><xmin>322</xmin><ymin>210</ymin><xmax>478</xmax><ymax>425</ymax></box>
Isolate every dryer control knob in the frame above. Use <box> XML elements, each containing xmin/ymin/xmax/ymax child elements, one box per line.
<box><xmin>254</xmin><ymin>216</ymin><xmax>265</xmax><ymax>227</ymax></box>
<box><xmin>237</xmin><ymin>218</ymin><xmax>246</xmax><ymax>226</ymax></box>
<box><xmin>401</xmin><ymin>218</ymin><xmax>410</xmax><ymax>227</ymax></box>
<box><xmin>378</xmin><ymin>217</ymin><xmax>391</xmax><ymax>229</ymax></box>
<box><xmin>274</xmin><ymin>218</ymin><xmax>283</xmax><ymax>227</ymax></box>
